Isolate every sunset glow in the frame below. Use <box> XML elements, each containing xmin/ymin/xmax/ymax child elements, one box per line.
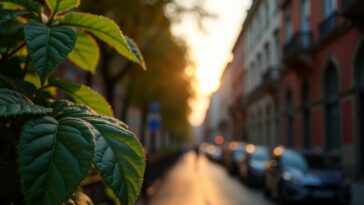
<box><xmin>172</xmin><ymin>0</ymin><xmax>252</xmax><ymax>126</ymax></box>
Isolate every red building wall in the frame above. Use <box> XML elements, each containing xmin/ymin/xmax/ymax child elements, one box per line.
<box><xmin>279</xmin><ymin>0</ymin><xmax>362</xmax><ymax>150</ymax></box>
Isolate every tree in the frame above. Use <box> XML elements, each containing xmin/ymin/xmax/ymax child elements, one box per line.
<box><xmin>80</xmin><ymin>0</ymin><xmax>206</xmax><ymax>142</ymax></box>
<box><xmin>80</xmin><ymin>0</ymin><xmax>169</xmax><ymax>104</ymax></box>
<box><xmin>130</xmin><ymin>23</ymin><xmax>194</xmax><ymax>143</ymax></box>
<box><xmin>0</xmin><ymin>0</ymin><xmax>145</xmax><ymax>204</ymax></box>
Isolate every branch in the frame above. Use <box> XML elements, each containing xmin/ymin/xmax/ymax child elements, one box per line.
<box><xmin>111</xmin><ymin>60</ymin><xmax>134</xmax><ymax>82</ymax></box>
<box><xmin>1</xmin><ymin>43</ymin><xmax>26</xmax><ymax>61</ymax></box>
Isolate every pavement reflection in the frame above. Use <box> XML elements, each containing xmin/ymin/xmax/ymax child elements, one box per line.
<box><xmin>149</xmin><ymin>151</ymin><xmax>274</xmax><ymax>205</ymax></box>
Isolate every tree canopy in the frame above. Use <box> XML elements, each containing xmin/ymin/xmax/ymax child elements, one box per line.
<box><xmin>79</xmin><ymin>0</ymin><xmax>203</xmax><ymax>141</ymax></box>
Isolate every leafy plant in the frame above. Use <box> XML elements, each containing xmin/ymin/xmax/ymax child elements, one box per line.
<box><xmin>0</xmin><ymin>0</ymin><xmax>146</xmax><ymax>205</ymax></box>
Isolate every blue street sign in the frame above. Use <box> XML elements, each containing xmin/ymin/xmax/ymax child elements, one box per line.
<box><xmin>148</xmin><ymin>101</ymin><xmax>161</xmax><ymax>132</ymax></box>
<box><xmin>148</xmin><ymin>116</ymin><xmax>161</xmax><ymax>132</ymax></box>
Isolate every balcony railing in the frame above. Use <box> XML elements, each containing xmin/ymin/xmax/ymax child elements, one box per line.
<box><xmin>319</xmin><ymin>11</ymin><xmax>340</xmax><ymax>40</ymax></box>
<box><xmin>341</xmin><ymin>0</ymin><xmax>364</xmax><ymax>23</ymax></box>
<box><xmin>263</xmin><ymin>66</ymin><xmax>280</xmax><ymax>82</ymax></box>
<box><xmin>283</xmin><ymin>31</ymin><xmax>313</xmax><ymax>64</ymax></box>
<box><xmin>342</xmin><ymin>0</ymin><xmax>355</xmax><ymax>11</ymax></box>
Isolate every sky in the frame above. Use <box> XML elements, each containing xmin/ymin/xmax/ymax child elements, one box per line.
<box><xmin>171</xmin><ymin>0</ymin><xmax>252</xmax><ymax>126</ymax></box>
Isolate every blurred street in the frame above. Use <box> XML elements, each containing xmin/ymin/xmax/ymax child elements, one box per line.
<box><xmin>149</xmin><ymin>151</ymin><xmax>273</xmax><ymax>205</ymax></box>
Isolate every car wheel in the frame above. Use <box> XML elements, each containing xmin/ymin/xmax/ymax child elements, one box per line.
<box><xmin>263</xmin><ymin>177</ymin><xmax>271</xmax><ymax>198</ymax></box>
<box><xmin>263</xmin><ymin>185</ymin><xmax>271</xmax><ymax>198</ymax></box>
<box><xmin>277</xmin><ymin>183</ymin><xmax>288</xmax><ymax>205</ymax></box>
<box><xmin>246</xmin><ymin>170</ymin><xmax>253</xmax><ymax>186</ymax></box>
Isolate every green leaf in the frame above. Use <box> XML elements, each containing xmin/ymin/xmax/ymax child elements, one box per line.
<box><xmin>51</xmin><ymin>100</ymin><xmax>127</xmax><ymax>128</ymax></box>
<box><xmin>0</xmin><ymin>0</ymin><xmax>42</xmax><ymax>14</ymax></box>
<box><xmin>61</xmin><ymin>12</ymin><xmax>146</xmax><ymax>69</ymax></box>
<box><xmin>19</xmin><ymin>116</ymin><xmax>95</xmax><ymax>205</ymax></box>
<box><xmin>45</xmin><ymin>0</ymin><xmax>80</xmax><ymax>13</ymax></box>
<box><xmin>0</xmin><ymin>10</ymin><xmax>32</xmax><ymax>25</ymax></box>
<box><xmin>50</xmin><ymin>101</ymin><xmax>144</xmax><ymax>205</ymax></box>
<box><xmin>49</xmin><ymin>77</ymin><xmax>113</xmax><ymax>117</ymax></box>
<box><xmin>124</xmin><ymin>36</ymin><xmax>145</xmax><ymax>68</ymax></box>
<box><xmin>68</xmin><ymin>32</ymin><xmax>99</xmax><ymax>73</ymax></box>
<box><xmin>86</xmin><ymin>118</ymin><xmax>144</xmax><ymax>205</ymax></box>
<box><xmin>0</xmin><ymin>88</ymin><xmax>52</xmax><ymax>117</ymax></box>
<box><xmin>24</xmin><ymin>21</ymin><xmax>76</xmax><ymax>84</ymax></box>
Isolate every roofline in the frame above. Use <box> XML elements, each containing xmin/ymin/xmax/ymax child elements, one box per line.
<box><xmin>242</xmin><ymin>0</ymin><xmax>262</xmax><ymax>34</ymax></box>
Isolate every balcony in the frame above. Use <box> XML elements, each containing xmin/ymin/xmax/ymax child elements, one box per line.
<box><xmin>342</xmin><ymin>0</ymin><xmax>364</xmax><ymax>24</ymax></box>
<box><xmin>261</xmin><ymin>66</ymin><xmax>280</xmax><ymax>93</ymax></box>
<box><xmin>263</xmin><ymin>66</ymin><xmax>280</xmax><ymax>82</ymax></box>
<box><xmin>319</xmin><ymin>12</ymin><xmax>341</xmax><ymax>41</ymax></box>
<box><xmin>229</xmin><ymin>95</ymin><xmax>245</xmax><ymax>115</ymax></box>
<box><xmin>283</xmin><ymin>32</ymin><xmax>313</xmax><ymax>67</ymax></box>
<box><xmin>243</xmin><ymin>66</ymin><xmax>280</xmax><ymax>106</ymax></box>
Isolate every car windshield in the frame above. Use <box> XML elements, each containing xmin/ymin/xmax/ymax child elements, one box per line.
<box><xmin>233</xmin><ymin>147</ymin><xmax>245</xmax><ymax>159</ymax></box>
<box><xmin>282</xmin><ymin>151</ymin><xmax>337</xmax><ymax>171</ymax></box>
<box><xmin>282</xmin><ymin>150</ymin><xmax>308</xmax><ymax>170</ymax></box>
<box><xmin>251</xmin><ymin>148</ymin><xmax>269</xmax><ymax>161</ymax></box>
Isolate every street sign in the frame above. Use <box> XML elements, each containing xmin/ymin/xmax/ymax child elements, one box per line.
<box><xmin>148</xmin><ymin>101</ymin><xmax>161</xmax><ymax>132</ymax></box>
<box><xmin>148</xmin><ymin>115</ymin><xmax>161</xmax><ymax>132</ymax></box>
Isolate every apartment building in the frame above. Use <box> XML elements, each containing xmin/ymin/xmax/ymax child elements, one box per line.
<box><xmin>203</xmin><ymin>64</ymin><xmax>234</xmax><ymax>143</ymax></box>
<box><xmin>242</xmin><ymin>0</ymin><xmax>281</xmax><ymax>148</ymax></box>
<box><xmin>229</xmin><ymin>29</ymin><xmax>246</xmax><ymax>142</ymax></box>
<box><xmin>279</xmin><ymin>0</ymin><xmax>364</xmax><ymax>177</ymax></box>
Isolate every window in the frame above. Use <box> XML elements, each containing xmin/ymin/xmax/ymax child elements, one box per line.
<box><xmin>265</xmin><ymin>43</ymin><xmax>270</xmax><ymax>68</ymax></box>
<box><xmin>303</xmin><ymin>154</ymin><xmax>337</xmax><ymax>169</ymax></box>
<box><xmin>324</xmin><ymin>0</ymin><xmax>337</xmax><ymax>17</ymax></box>
<box><xmin>324</xmin><ymin>62</ymin><xmax>340</xmax><ymax>150</ymax></box>
<box><xmin>355</xmin><ymin>44</ymin><xmax>364</xmax><ymax>174</ymax></box>
<box><xmin>274</xmin><ymin>0</ymin><xmax>280</xmax><ymax>13</ymax></box>
<box><xmin>250</xmin><ymin>64</ymin><xmax>254</xmax><ymax>92</ymax></box>
<box><xmin>301</xmin><ymin>80</ymin><xmax>311</xmax><ymax>148</ymax></box>
<box><xmin>251</xmin><ymin>148</ymin><xmax>269</xmax><ymax>161</ymax></box>
<box><xmin>282</xmin><ymin>150</ymin><xmax>307</xmax><ymax>170</ymax></box>
<box><xmin>257</xmin><ymin>54</ymin><xmax>262</xmax><ymax>84</ymax></box>
<box><xmin>284</xmin><ymin>7</ymin><xmax>293</xmax><ymax>42</ymax></box>
<box><xmin>266</xmin><ymin>105</ymin><xmax>272</xmax><ymax>147</ymax></box>
<box><xmin>257</xmin><ymin>109</ymin><xmax>262</xmax><ymax>144</ymax></box>
<box><xmin>355</xmin><ymin>45</ymin><xmax>364</xmax><ymax>91</ymax></box>
<box><xmin>286</xmin><ymin>90</ymin><xmax>294</xmax><ymax>147</ymax></box>
<box><xmin>300</xmin><ymin>0</ymin><xmax>310</xmax><ymax>31</ymax></box>
<box><xmin>274</xmin><ymin>30</ymin><xmax>280</xmax><ymax>65</ymax></box>
<box><xmin>265</xmin><ymin>2</ymin><xmax>269</xmax><ymax>27</ymax></box>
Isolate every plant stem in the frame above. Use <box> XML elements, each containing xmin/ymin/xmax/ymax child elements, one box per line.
<box><xmin>71</xmin><ymin>194</ymin><xmax>80</xmax><ymax>205</ymax></box>
<box><xmin>22</xmin><ymin>55</ymin><xmax>30</xmax><ymax>79</ymax></box>
<box><xmin>48</xmin><ymin>0</ymin><xmax>60</xmax><ymax>25</ymax></box>
<box><xmin>0</xmin><ymin>43</ymin><xmax>26</xmax><ymax>61</ymax></box>
<box><xmin>37</xmin><ymin>85</ymin><xmax>51</xmax><ymax>92</ymax></box>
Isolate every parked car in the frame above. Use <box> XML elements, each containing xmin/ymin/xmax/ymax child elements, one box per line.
<box><xmin>238</xmin><ymin>144</ymin><xmax>270</xmax><ymax>186</ymax></box>
<box><xmin>204</xmin><ymin>144</ymin><xmax>223</xmax><ymax>163</ymax></box>
<box><xmin>223</xmin><ymin>141</ymin><xmax>246</xmax><ymax>175</ymax></box>
<box><xmin>263</xmin><ymin>146</ymin><xmax>351</xmax><ymax>204</ymax></box>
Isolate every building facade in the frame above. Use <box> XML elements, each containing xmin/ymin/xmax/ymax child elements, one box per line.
<box><xmin>229</xmin><ymin>29</ymin><xmax>246</xmax><ymax>142</ymax></box>
<box><xmin>203</xmin><ymin>64</ymin><xmax>234</xmax><ymax>143</ymax></box>
<box><xmin>218</xmin><ymin>63</ymin><xmax>234</xmax><ymax>142</ymax></box>
<box><xmin>242</xmin><ymin>0</ymin><xmax>281</xmax><ymax>148</ymax></box>
<box><xmin>279</xmin><ymin>0</ymin><xmax>364</xmax><ymax>177</ymax></box>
